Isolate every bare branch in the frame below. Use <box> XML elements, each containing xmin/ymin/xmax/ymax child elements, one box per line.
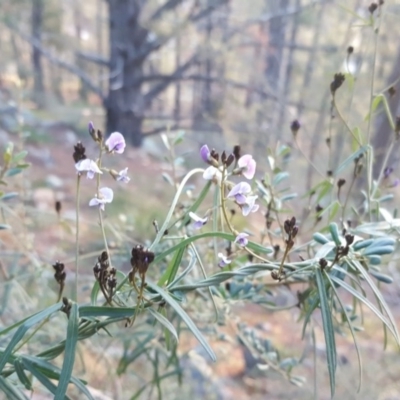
<box><xmin>142</xmin><ymin>55</ymin><xmax>197</xmax><ymax>106</ymax></box>
<box><xmin>228</xmin><ymin>0</ymin><xmax>327</xmax><ymax>38</ymax></box>
<box><xmin>133</xmin><ymin>0</ymin><xmax>228</xmax><ymax>63</ymax></box>
<box><xmin>76</xmin><ymin>51</ymin><xmax>110</xmax><ymax>67</ymax></box>
<box><xmin>149</xmin><ymin>0</ymin><xmax>184</xmax><ymax>22</ymax></box>
<box><xmin>6</xmin><ymin>22</ymin><xmax>105</xmax><ymax>100</ymax></box>
<box><xmin>139</xmin><ymin>73</ymin><xmax>278</xmax><ymax>102</ymax></box>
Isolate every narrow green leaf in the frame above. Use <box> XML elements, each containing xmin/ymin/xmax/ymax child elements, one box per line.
<box><xmin>329</xmin><ymin>222</ymin><xmax>341</xmax><ymax>246</ymax></box>
<box><xmin>0</xmin><ymin>192</ymin><xmax>18</xmax><ymax>201</ymax></box>
<box><xmin>146</xmin><ymin>281</ymin><xmax>216</xmax><ymax>362</ymax></box>
<box><xmin>55</xmin><ymin>303</ymin><xmax>79</xmax><ymax>399</ymax></box>
<box><xmin>315</xmin><ymin>268</ymin><xmax>336</xmax><ymax>398</ymax></box>
<box><xmin>21</xmin><ymin>355</ymin><xmax>93</xmax><ymax>399</ymax></box>
<box><xmin>22</xmin><ymin>358</ymin><xmax>60</xmax><ymax>398</ymax></box>
<box><xmin>78</xmin><ymin>306</ymin><xmax>134</xmax><ymax>319</ymax></box>
<box><xmin>369</xmin><ymin>271</ymin><xmax>393</xmax><ymax>284</ymax></box>
<box><xmin>12</xmin><ymin>150</ymin><xmax>28</xmax><ymax>163</ymax></box>
<box><xmin>5</xmin><ymin>168</ymin><xmax>23</xmax><ymax>177</ymax></box>
<box><xmin>0</xmin><ymin>303</ymin><xmax>62</xmax><ymax>371</ymax></box>
<box><xmin>177</xmin><ymin>181</ymin><xmax>212</xmax><ymax>229</ymax></box>
<box><xmin>382</xmin><ymin>95</ymin><xmax>395</xmax><ymax>130</ymax></box>
<box><xmin>325</xmin><ymin>273</ymin><xmax>362</xmax><ymax>393</ymax></box>
<box><xmin>334</xmin><ymin>146</ymin><xmax>368</xmax><ymax>175</ymax></box>
<box><xmin>147</xmin><ymin>307</ymin><xmax>178</xmax><ymax>342</ymax></box>
<box><xmin>157</xmin><ymin>245</ymin><xmax>186</xmax><ymax>286</ymax></box>
<box><xmin>0</xmin><ymin>375</ymin><xmax>28</xmax><ymax>400</ymax></box>
<box><xmin>154</xmin><ymin>231</ymin><xmax>271</xmax><ymax>264</ymax></box>
<box><xmin>14</xmin><ymin>358</ymin><xmax>32</xmax><ymax>390</ymax></box>
<box><xmin>341</xmin><ymin>260</ymin><xmax>399</xmax><ymax>344</ymax></box>
<box><xmin>364</xmin><ymin>94</ymin><xmax>383</xmax><ymax>122</ymax></box>
<box><xmin>329</xmin><ymin>275</ymin><xmax>393</xmax><ymax>335</ymax></box>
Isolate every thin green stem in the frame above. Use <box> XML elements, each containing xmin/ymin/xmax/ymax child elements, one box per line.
<box><xmin>74</xmin><ymin>175</ymin><xmax>81</xmax><ymax>302</ymax></box>
<box><xmin>372</xmin><ymin>138</ymin><xmax>396</xmax><ymax>199</ymax></box>
<box><xmin>294</xmin><ymin>136</ymin><xmax>325</xmax><ymax>178</ymax></box>
<box><xmin>149</xmin><ymin>168</ymin><xmax>205</xmax><ymax>251</ymax></box>
<box><xmin>332</xmin><ymin>97</ymin><xmax>362</xmax><ymax>146</ymax></box>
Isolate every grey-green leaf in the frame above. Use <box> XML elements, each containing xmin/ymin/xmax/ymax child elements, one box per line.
<box><xmin>315</xmin><ymin>268</ymin><xmax>336</xmax><ymax>398</ymax></box>
<box><xmin>146</xmin><ymin>281</ymin><xmax>216</xmax><ymax>362</ymax></box>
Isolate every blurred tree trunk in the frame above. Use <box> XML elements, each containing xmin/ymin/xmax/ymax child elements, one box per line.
<box><xmin>31</xmin><ymin>0</ymin><xmax>45</xmax><ymax>108</ymax></box>
<box><xmin>73</xmin><ymin>0</ymin><xmax>88</xmax><ymax>101</ymax></box>
<box><xmin>371</xmin><ymin>46</ymin><xmax>400</xmax><ymax>178</ymax></box>
<box><xmin>265</xmin><ymin>0</ymin><xmax>289</xmax><ymax>132</ymax></box>
<box><xmin>105</xmin><ymin>0</ymin><xmax>148</xmax><ymax>147</ymax></box>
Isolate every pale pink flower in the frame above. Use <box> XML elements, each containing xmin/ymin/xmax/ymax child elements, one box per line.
<box><xmin>238</xmin><ymin>154</ymin><xmax>256</xmax><ymax>179</ymax></box>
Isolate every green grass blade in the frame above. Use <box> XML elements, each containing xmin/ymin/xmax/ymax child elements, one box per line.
<box><xmin>146</xmin><ymin>281</ymin><xmax>216</xmax><ymax>362</ymax></box>
<box><xmin>315</xmin><ymin>268</ymin><xmax>336</xmax><ymax>398</ymax></box>
<box><xmin>0</xmin><ymin>375</ymin><xmax>29</xmax><ymax>400</ymax></box>
<box><xmin>55</xmin><ymin>303</ymin><xmax>79</xmax><ymax>399</ymax></box>
<box><xmin>147</xmin><ymin>307</ymin><xmax>178</xmax><ymax>342</ymax></box>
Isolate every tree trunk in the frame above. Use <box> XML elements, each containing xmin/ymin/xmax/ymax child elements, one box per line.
<box><xmin>105</xmin><ymin>0</ymin><xmax>148</xmax><ymax>147</ymax></box>
<box><xmin>371</xmin><ymin>46</ymin><xmax>400</xmax><ymax>178</ymax></box>
<box><xmin>31</xmin><ymin>0</ymin><xmax>45</xmax><ymax>108</ymax></box>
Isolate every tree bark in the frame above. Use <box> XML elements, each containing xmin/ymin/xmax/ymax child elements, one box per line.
<box><xmin>371</xmin><ymin>46</ymin><xmax>400</xmax><ymax>178</ymax></box>
<box><xmin>105</xmin><ymin>0</ymin><xmax>148</xmax><ymax>147</ymax></box>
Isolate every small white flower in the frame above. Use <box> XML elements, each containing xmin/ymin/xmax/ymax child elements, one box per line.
<box><xmin>203</xmin><ymin>166</ymin><xmax>222</xmax><ymax>183</ymax></box>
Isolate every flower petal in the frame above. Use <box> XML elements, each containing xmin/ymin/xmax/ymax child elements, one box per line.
<box><xmin>200</xmin><ymin>144</ymin><xmax>211</xmax><ymax>163</ymax></box>
<box><xmin>238</xmin><ymin>154</ymin><xmax>256</xmax><ymax>179</ymax></box>
<box><xmin>105</xmin><ymin>132</ymin><xmax>126</xmax><ymax>154</ymax></box>
<box><xmin>227</xmin><ymin>182</ymin><xmax>251</xmax><ymax>198</ymax></box>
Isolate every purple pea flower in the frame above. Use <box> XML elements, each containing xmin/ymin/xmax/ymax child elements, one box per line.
<box><xmin>241</xmin><ymin>195</ymin><xmax>259</xmax><ymax>216</ymax></box>
<box><xmin>116</xmin><ymin>168</ymin><xmax>130</xmax><ymax>183</ymax></box>
<box><xmin>105</xmin><ymin>132</ymin><xmax>126</xmax><ymax>154</ymax></box>
<box><xmin>89</xmin><ymin>187</ymin><xmax>114</xmax><ymax>211</ymax></box>
<box><xmin>75</xmin><ymin>159</ymin><xmax>103</xmax><ymax>179</ymax></box>
<box><xmin>227</xmin><ymin>182</ymin><xmax>251</xmax><ymax>204</ymax></box>
<box><xmin>189</xmin><ymin>212</ymin><xmax>208</xmax><ymax>229</ymax></box>
<box><xmin>218</xmin><ymin>253</ymin><xmax>231</xmax><ymax>268</ymax></box>
<box><xmin>200</xmin><ymin>144</ymin><xmax>211</xmax><ymax>163</ymax></box>
<box><xmin>238</xmin><ymin>154</ymin><xmax>256</xmax><ymax>180</ymax></box>
<box><xmin>235</xmin><ymin>232</ymin><xmax>249</xmax><ymax>247</ymax></box>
